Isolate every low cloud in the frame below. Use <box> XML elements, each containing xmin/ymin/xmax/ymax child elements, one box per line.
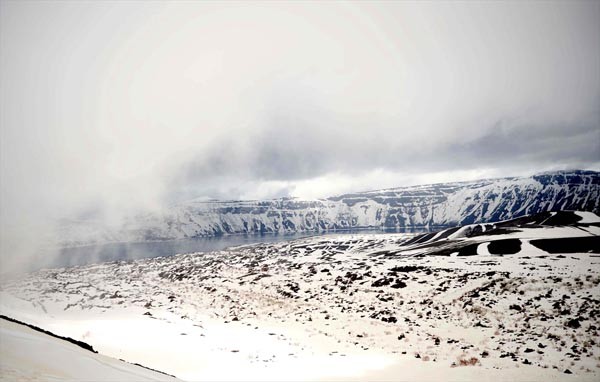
<box><xmin>1</xmin><ymin>1</ymin><xmax>599</xmax><ymax>273</ymax></box>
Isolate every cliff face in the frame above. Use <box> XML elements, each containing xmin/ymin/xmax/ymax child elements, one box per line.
<box><xmin>58</xmin><ymin>170</ymin><xmax>600</xmax><ymax>246</ymax></box>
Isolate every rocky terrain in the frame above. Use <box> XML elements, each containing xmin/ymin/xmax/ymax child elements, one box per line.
<box><xmin>57</xmin><ymin>170</ymin><xmax>600</xmax><ymax>247</ymax></box>
<box><xmin>2</xmin><ymin>210</ymin><xmax>599</xmax><ymax>381</ymax></box>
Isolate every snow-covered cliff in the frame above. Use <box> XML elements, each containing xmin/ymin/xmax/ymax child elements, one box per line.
<box><xmin>58</xmin><ymin>170</ymin><xmax>599</xmax><ymax>246</ymax></box>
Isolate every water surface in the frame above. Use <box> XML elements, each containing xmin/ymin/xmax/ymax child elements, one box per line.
<box><xmin>55</xmin><ymin>227</ymin><xmax>437</xmax><ymax>268</ymax></box>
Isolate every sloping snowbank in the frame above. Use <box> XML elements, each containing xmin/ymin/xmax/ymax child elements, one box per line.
<box><xmin>0</xmin><ymin>317</ymin><xmax>178</xmax><ymax>381</ymax></box>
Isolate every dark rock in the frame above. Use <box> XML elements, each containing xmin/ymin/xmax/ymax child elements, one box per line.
<box><xmin>565</xmin><ymin>319</ymin><xmax>581</xmax><ymax>329</ymax></box>
<box><xmin>372</xmin><ymin>277</ymin><xmax>393</xmax><ymax>287</ymax></box>
<box><xmin>389</xmin><ymin>265</ymin><xmax>423</xmax><ymax>273</ymax></box>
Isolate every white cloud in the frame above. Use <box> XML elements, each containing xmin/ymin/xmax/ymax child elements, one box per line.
<box><xmin>1</xmin><ymin>1</ymin><xmax>598</xmax><ymax>271</ymax></box>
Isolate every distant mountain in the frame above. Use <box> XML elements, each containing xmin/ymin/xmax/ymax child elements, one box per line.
<box><xmin>57</xmin><ymin>170</ymin><xmax>599</xmax><ymax>247</ymax></box>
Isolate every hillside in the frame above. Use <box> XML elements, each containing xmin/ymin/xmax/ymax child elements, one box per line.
<box><xmin>0</xmin><ymin>315</ymin><xmax>178</xmax><ymax>381</ymax></box>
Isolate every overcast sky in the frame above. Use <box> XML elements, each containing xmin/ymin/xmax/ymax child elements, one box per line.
<box><xmin>1</xmin><ymin>1</ymin><xmax>599</xmax><ymax>268</ymax></box>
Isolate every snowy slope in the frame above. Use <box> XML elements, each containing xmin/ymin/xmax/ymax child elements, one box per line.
<box><xmin>2</xmin><ymin>211</ymin><xmax>599</xmax><ymax>381</ymax></box>
<box><xmin>57</xmin><ymin>170</ymin><xmax>599</xmax><ymax>246</ymax></box>
<box><xmin>0</xmin><ymin>316</ymin><xmax>178</xmax><ymax>381</ymax></box>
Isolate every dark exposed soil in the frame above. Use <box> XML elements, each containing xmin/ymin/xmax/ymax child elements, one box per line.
<box><xmin>530</xmin><ymin>236</ymin><xmax>600</xmax><ymax>254</ymax></box>
<box><xmin>487</xmin><ymin>239</ymin><xmax>522</xmax><ymax>255</ymax></box>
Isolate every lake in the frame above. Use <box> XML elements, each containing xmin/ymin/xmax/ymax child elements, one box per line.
<box><xmin>54</xmin><ymin>227</ymin><xmax>438</xmax><ymax>268</ymax></box>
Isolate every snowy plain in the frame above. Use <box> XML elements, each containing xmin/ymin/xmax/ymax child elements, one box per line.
<box><xmin>1</xmin><ymin>211</ymin><xmax>599</xmax><ymax>381</ymax></box>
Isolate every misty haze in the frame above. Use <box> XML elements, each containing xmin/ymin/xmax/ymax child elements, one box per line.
<box><xmin>1</xmin><ymin>1</ymin><xmax>599</xmax><ymax>381</ymax></box>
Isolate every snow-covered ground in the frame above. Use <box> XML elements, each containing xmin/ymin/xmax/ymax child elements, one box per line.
<box><xmin>0</xmin><ymin>316</ymin><xmax>178</xmax><ymax>381</ymax></box>
<box><xmin>1</xmin><ymin>211</ymin><xmax>599</xmax><ymax>381</ymax></box>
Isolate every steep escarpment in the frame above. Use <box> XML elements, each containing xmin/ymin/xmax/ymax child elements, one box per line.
<box><xmin>58</xmin><ymin>170</ymin><xmax>599</xmax><ymax>246</ymax></box>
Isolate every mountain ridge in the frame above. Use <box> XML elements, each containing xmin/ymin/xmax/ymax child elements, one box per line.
<box><xmin>57</xmin><ymin>170</ymin><xmax>599</xmax><ymax>247</ymax></box>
